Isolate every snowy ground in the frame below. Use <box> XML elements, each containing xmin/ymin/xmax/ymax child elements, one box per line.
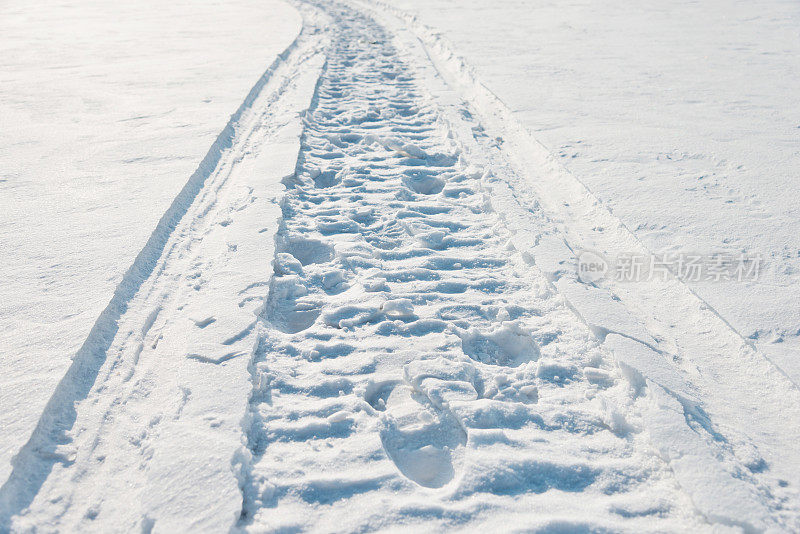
<box><xmin>0</xmin><ymin>0</ymin><xmax>300</xmax><ymax>493</ymax></box>
<box><xmin>1</xmin><ymin>0</ymin><xmax>799</xmax><ymax>531</ymax></box>
<box><xmin>390</xmin><ymin>0</ymin><xmax>800</xmax><ymax>384</ymax></box>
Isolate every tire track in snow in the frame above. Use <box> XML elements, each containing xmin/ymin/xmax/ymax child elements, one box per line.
<box><xmin>0</xmin><ymin>14</ymin><xmax>326</xmax><ymax>530</ymax></box>
<box><xmin>236</xmin><ymin>2</ymin><xmax>755</xmax><ymax>530</ymax></box>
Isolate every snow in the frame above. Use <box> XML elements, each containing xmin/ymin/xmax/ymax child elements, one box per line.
<box><xmin>2</xmin><ymin>0</ymin><xmax>799</xmax><ymax>530</ymax></box>
<box><xmin>0</xmin><ymin>10</ymin><xmax>322</xmax><ymax>527</ymax></box>
<box><xmin>373</xmin><ymin>0</ymin><xmax>800</xmax><ymax>523</ymax></box>
<box><xmin>389</xmin><ymin>0</ymin><xmax>800</xmax><ymax>384</ymax></box>
<box><xmin>0</xmin><ymin>0</ymin><xmax>301</xmax><ymax>491</ymax></box>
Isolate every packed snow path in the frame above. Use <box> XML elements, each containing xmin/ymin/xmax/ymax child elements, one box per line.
<box><xmin>237</xmin><ymin>3</ymin><xmax>758</xmax><ymax>531</ymax></box>
<box><xmin>1</xmin><ymin>0</ymin><xmax>798</xmax><ymax>531</ymax></box>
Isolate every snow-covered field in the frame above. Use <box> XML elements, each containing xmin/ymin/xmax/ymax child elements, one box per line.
<box><xmin>0</xmin><ymin>0</ymin><xmax>300</xmax><ymax>496</ymax></box>
<box><xmin>390</xmin><ymin>0</ymin><xmax>800</xmax><ymax>384</ymax></box>
<box><xmin>1</xmin><ymin>0</ymin><xmax>798</xmax><ymax>531</ymax></box>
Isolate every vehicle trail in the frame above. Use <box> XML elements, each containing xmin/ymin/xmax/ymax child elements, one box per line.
<box><xmin>236</xmin><ymin>1</ymin><xmax>780</xmax><ymax>530</ymax></box>
<box><xmin>2</xmin><ymin>0</ymin><xmax>795</xmax><ymax>530</ymax></box>
<box><xmin>364</xmin><ymin>0</ymin><xmax>800</xmax><ymax>520</ymax></box>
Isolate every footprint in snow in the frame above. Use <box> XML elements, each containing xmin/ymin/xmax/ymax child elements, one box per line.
<box><xmin>267</xmin><ymin>275</ymin><xmax>321</xmax><ymax>334</ymax></box>
<box><xmin>366</xmin><ymin>380</ymin><xmax>467</xmax><ymax>489</ymax></box>
<box><xmin>453</xmin><ymin>321</ymin><xmax>540</xmax><ymax>367</ymax></box>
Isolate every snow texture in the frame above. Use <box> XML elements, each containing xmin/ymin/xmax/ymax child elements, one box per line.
<box><xmin>1</xmin><ymin>0</ymin><xmax>798</xmax><ymax>531</ymax></box>
<box><xmin>0</xmin><ymin>0</ymin><xmax>301</xmax><ymax>494</ymax></box>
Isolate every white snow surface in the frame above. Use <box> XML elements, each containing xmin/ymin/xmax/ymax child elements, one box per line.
<box><xmin>0</xmin><ymin>0</ymin><xmax>301</xmax><ymax>489</ymax></box>
<box><xmin>1</xmin><ymin>0</ymin><xmax>799</xmax><ymax>531</ymax></box>
<box><xmin>389</xmin><ymin>0</ymin><xmax>800</xmax><ymax>384</ymax></box>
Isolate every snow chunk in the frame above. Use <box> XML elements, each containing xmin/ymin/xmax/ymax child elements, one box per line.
<box><xmin>415</xmin><ymin>230</ymin><xmax>446</xmax><ymax>249</ymax></box>
<box><xmin>273</xmin><ymin>252</ymin><xmax>303</xmax><ymax>275</ymax></box>
<box><xmin>381</xmin><ymin>298</ymin><xmax>415</xmax><ymax>319</ymax></box>
<box><xmin>401</xmin><ymin>143</ymin><xmax>427</xmax><ymax>158</ymax></box>
<box><xmin>322</xmin><ymin>270</ymin><xmax>346</xmax><ymax>290</ymax></box>
<box><xmin>327</xmin><ymin>410</ymin><xmax>352</xmax><ymax>424</ymax></box>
